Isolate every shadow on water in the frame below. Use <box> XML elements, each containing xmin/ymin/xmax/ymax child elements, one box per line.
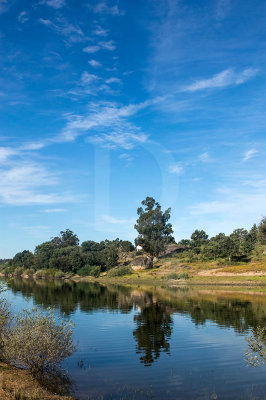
<box><xmin>34</xmin><ymin>367</ymin><xmax>75</xmax><ymax>397</ymax></box>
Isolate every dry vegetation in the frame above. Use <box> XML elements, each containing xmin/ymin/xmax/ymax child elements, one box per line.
<box><xmin>0</xmin><ymin>363</ymin><xmax>73</xmax><ymax>400</ymax></box>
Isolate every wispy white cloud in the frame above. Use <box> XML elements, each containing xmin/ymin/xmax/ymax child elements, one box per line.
<box><xmin>102</xmin><ymin>215</ymin><xmax>135</xmax><ymax>224</ymax></box>
<box><xmin>83</xmin><ymin>40</ymin><xmax>116</xmax><ymax>53</ymax></box>
<box><xmin>92</xmin><ymin>2</ymin><xmax>123</xmax><ymax>16</ymax></box>
<box><xmin>81</xmin><ymin>71</ymin><xmax>98</xmax><ymax>84</ymax></box>
<box><xmin>198</xmin><ymin>152</ymin><xmax>210</xmax><ymax>162</ymax></box>
<box><xmin>189</xmin><ymin>183</ymin><xmax>266</xmax><ymax>234</ymax></box>
<box><xmin>183</xmin><ymin>68</ymin><xmax>258</xmax><ymax>92</ymax></box>
<box><xmin>168</xmin><ymin>163</ymin><xmax>184</xmax><ymax>175</ymax></box>
<box><xmin>39</xmin><ymin>17</ymin><xmax>86</xmax><ymax>43</ymax></box>
<box><xmin>67</xmin><ymin>71</ymin><xmax>100</xmax><ymax>97</ymax></box>
<box><xmin>89</xmin><ymin>131</ymin><xmax>147</xmax><ymax>150</ymax></box>
<box><xmin>88</xmin><ymin>59</ymin><xmax>102</xmax><ymax>68</ymax></box>
<box><xmin>20</xmin><ymin>141</ymin><xmax>47</xmax><ymax>151</ymax></box>
<box><xmin>119</xmin><ymin>153</ymin><xmax>133</xmax><ymax>163</ymax></box>
<box><xmin>190</xmin><ymin>200</ymin><xmax>231</xmax><ymax>215</ymax></box>
<box><xmin>99</xmin><ymin>40</ymin><xmax>116</xmax><ymax>51</ymax></box>
<box><xmin>93</xmin><ymin>26</ymin><xmax>109</xmax><ymax>36</ymax></box>
<box><xmin>58</xmin><ymin>100</ymin><xmax>153</xmax><ymax>149</ymax></box>
<box><xmin>105</xmin><ymin>77</ymin><xmax>121</xmax><ymax>84</ymax></box>
<box><xmin>190</xmin><ymin>191</ymin><xmax>266</xmax><ymax>221</ymax></box>
<box><xmin>0</xmin><ymin>147</ymin><xmax>17</xmax><ymax>163</ymax></box>
<box><xmin>243</xmin><ymin>179</ymin><xmax>266</xmax><ymax>188</ymax></box>
<box><xmin>44</xmin><ymin>208</ymin><xmax>67</xmax><ymax>213</ymax></box>
<box><xmin>57</xmin><ymin>97</ymin><xmax>164</xmax><ymax>147</ymax></box>
<box><xmin>83</xmin><ymin>45</ymin><xmax>100</xmax><ymax>54</ymax></box>
<box><xmin>43</xmin><ymin>0</ymin><xmax>65</xmax><ymax>8</ymax></box>
<box><xmin>0</xmin><ymin>162</ymin><xmax>73</xmax><ymax>206</ymax></box>
<box><xmin>19</xmin><ymin>225</ymin><xmax>51</xmax><ymax>238</ymax></box>
<box><xmin>243</xmin><ymin>148</ymin><xmax>258</xmax><ymax>161</ymax></box>
<box><xmin>18</xmin><ymin>11</ymin><xmax>29</xmax><ymax>23</ymax></box>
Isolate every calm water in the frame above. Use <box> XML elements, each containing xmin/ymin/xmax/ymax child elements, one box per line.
<box><xmin>1</xmin><ymin>278</ymin><xmax>266</xmax><ymax>399</ymax></box>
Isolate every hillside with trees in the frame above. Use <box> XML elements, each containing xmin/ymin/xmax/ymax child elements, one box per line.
<box><xmin>0</xmin><ymin>197</ymin><xmax>265</xmax><ymax>280</ymax></box>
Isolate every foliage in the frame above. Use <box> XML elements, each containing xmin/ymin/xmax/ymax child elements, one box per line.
<box><xmin>77</xmin><ymin>265</ymin><xmax>101</xmax><ymax>277</ymax></box>
<box><xmin>190</xmin><ymin>230</ymin><xmax>208</xmax><ymax>254</ymax></box>
<box><xmin>81</xmin><ymin>240</ymin><xmax>105</xmax><ymax>253</ymax></box>
<box><xmin>34</xmin><ymin>241</ymin><xmax>58</xmax><ymax>269</ymax></box>
<box><xmin>135</xmin><ymin>197</ymin><xmax>174</xmax><ymax>258</ymax></box>
<box><xmin>2</xmin><ymin>307</ymin><xmax>75</xmax><ymax>372</ymax></box>
<box><xmin>106</xmin><ymin>265</ymin><xmax>132</xmax><ymax>277</ymax></box>
<box><xmin>0</xmin><ymin>299</ymin><xmax>10</xmax><ymax>353</ymax></box>
<box><xmin>7</xmin><ymin>211</ymin><xmax>266</xmax><ymax>276</ymax></box>
<box><xmin>178</xmin><ymin>239</ymin><xmax>191</xmax><ymax>246</ymax></box>
<box><xmin>34</xmin><ymin>269</ymin><xmax>66</xmax><ymax>279</ymax></box>
<box><xmin>48</xmin><ymin>246</ymin><xmax>84</xmax><ymax>273</ymax></box>
<box><xmin>23</xmin><ymin>268</ymin><xmax>35</xmax><ymax>276</ymax></box>
<box><xmin>12</xmin><ymin>251</ymin><xmax>35</xmax><ymax>269</ymax></box>
<box><xmin>258</xmin><ymin>217</ymin><xmax>266</xmax><ymax>245</ymax></box>
<box><xmin>164</xmin><ymin>272</ymin><xmax>179</xmax><ymax>280</ymax></box>
<box><xmin>245</xmin><ymin>327</ymin><xmax>266</xmax><ymax>367</ymax></box>
<box><xmin>103</xmin><ymin>245</ymin><xmax>119</xmax><ymax>270</ymax></box>
<box><xmin>13</xmin><ymin>267</ymin><xmax>25</xmax><ymax>276</ymax></box>
<box><xmin>164</xmin><ymin>272</ymin><xmax>189</xmax><ymax>280</ymax></box>
<box><xmin>51</xmin><ymin>229</ymin><xmax>79</xmax><ymax>248</ymax></box>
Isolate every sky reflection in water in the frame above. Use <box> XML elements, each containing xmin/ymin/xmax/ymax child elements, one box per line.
<box><xmin>2</xmin><ymin>279</ymin><xmax>266</xmax><ymax>400</ymax></box>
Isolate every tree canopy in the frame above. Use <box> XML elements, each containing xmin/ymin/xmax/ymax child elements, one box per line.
<box><xmin>134</xmin><ymin>197</ymin><xmax>174</xmax><ymax>258</ymax></box>
<box><xmin>258</xmin><ymin>217</ymin><xmax>266</xmax><ymax>245</ymax></box>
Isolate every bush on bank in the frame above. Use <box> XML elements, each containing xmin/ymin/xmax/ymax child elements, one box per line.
<box><xmin>106</xmin><ymin>265</ymin><xmax>132</xmax><ymax>277</ymax></box>
<box><xmin>0</xmin><ymin>285</ymin><xmax>75</xmax><ymax>374</ymax></box>
<box><xmin>2</xmin><ymin>307</ymin><xmax>75</xmax><ymax>372</ymax></box>
<box><xmin>77</xmin><ymin>265</ymin><xmax>101</xmax><ymax>277</ymax></box>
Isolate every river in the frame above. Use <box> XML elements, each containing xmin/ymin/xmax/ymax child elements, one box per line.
<box><xmin>1</xmin><ymin>278</ymin><xmax>266</xmax><ymax>399</ymax></box>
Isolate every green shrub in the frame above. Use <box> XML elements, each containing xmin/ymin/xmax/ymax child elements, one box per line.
<box><xmin>164</xmin><ymin>272</ymin><xmax>179</xmax><ymax>280</ymax></box>
<box><xmin>54</xmin><ymin>270</ymin><xmax>65</xmax><ymax>279</ymax></box>
<box><xmin>34</xmin><ymin>269</ymin><xmax>48</xmax><ymax>278</ymax></box>
<box><xmin>3</xmin><ymin>266</ymin><xmax>15</xmax><ymax>276</ymax></box>
<box><xmin>106</xmin><ymin>265</ymin><xmax>132</xmax><ymax>277</ymax></box>
<box><xmin>1</xmin><ymin>268</ymin><xmax>8</xmax><ymax>276</ymax></box>
<box><xmin>0</xmin><ymin>299</ymin><xmax>10</xmax><ymax>352</ymax></box>
<box><xmin>13</xmin><ymin>267</ymin><xmax>24</xmax><ymax>276</ymax></box>
<box><xmin>23</xmin><ymin>268</ymin><xmax>35</xmax><ymax>276</ymax></box>
<box><xmin>164</xmin><ymin>272</ymin><xmax>190</xmax><ymax>280</ymax></box>
<box><xmin>77</xmin><ymin>265</ymin><xmax>101</xmax><ymax>277</ymax></box>
<box><xmin>2</xmin><ymin>308</ymin><xmax>75</xmax><ymax>372</ymax></box>
<box><xmin>34</xmin><ymin>269</ymin><xmax>64</xmax><ymax>278</ymax></box>
<box><xmin>177</xmin><ymin>272</ymin><xmax>190</xmax><ymax>280</ymax></box>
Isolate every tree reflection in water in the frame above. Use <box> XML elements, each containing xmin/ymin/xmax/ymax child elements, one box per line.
<box><xmin>34</xmin><ymin>366</ymin><xmax>75</xmax><ymax>396</ymax></box>
<box><xmin>133</xmin><ymin>303</ymin><xmax>173</xmax><ymax>366</ymax></box>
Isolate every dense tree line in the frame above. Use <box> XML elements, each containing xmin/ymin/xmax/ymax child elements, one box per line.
<box><xmin>2</xmin><ymin>196</ymin><xmax>266</xmax><ymax>275</ymax></box>
<box><xmin>4</xmin><ymin>229</ymin><xmax>134</xmax><ymax>276</ymax></box>
<box><xmin>178</xmin><ymin>218</ymin><xmax>266</xmax><ymax>262</ymax></box>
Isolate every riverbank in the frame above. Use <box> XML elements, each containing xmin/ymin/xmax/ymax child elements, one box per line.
<box><xmin>2</xmin><ymin>257</ymin><xmax>266</xmax><ymax>286</ymax></box>
<box><xmin>72</xmin><ymin>274</ymin><xmax>266</xmax><ymax>287</ymax></box>
<box><xmin>2</xmin><ymin>270</ymin><xmax>266</xmax><ymax>287</ymax></box>
<box><xmin>72</xmin><ymin>258</ymin><xmax>266</xmax><ymax>286</ymax></box>
<box><xmin>0</xmin><ymin>362</ymin><xmax>74</xmax><ymax>400</ymax></box>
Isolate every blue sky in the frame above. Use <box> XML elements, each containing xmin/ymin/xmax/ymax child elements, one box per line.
<box><xmin>0</xmin><ymin>0</ymin><xmax>266</xmax><ymax>258</ymax></box>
